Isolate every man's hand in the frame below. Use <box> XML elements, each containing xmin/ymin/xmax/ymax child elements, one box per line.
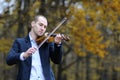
<box><xmin>54</xmin><ymin>34</ymin><xmax>62</xmax><ymax>45</ymax></box>
<box><xmin>23</xmin><ymin>47</ymin><xmax>37</xmax><ymax>58</ymax></box>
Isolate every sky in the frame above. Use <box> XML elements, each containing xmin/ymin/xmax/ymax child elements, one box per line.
<box><xmin>0</xmin><ymin>0</ymin><xmax>15</xmax><ymax>15</ymax></box>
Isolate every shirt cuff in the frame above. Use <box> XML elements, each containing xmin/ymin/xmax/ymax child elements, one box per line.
<box><xmin>57</xmin><ymin>44</ymin><xmax>62</xmax><ymax>47</ymax></box>
<box><xmin>20</xmin><ymin>52</ymin><xmax>25</xmax><ymax>61</ymax></box>
<box><xmin>56</xmin><ymin>42</ymin><xmax>62</xmax><ymax>47</ymax></box>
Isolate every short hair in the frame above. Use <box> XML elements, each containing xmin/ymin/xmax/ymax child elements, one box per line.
<box><xmin>33</xmin><ymin>15</ymin><xmax>47</xmax><ymax>22</ymax></box>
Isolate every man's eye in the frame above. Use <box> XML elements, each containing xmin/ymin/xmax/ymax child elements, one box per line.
<box><xmin>39</xmin><ymin>23</ymin><xmax>43</xmax><ymax>26</ymax></box>
<box><xmin>39</xmin><ymin>23</ymin><xmax>47</xmax><ymax>28</ymax></box>
<box><xmin>44</xmin><ymin>26</ymin><xmax>47</xmax><ymax>28</ymax></box>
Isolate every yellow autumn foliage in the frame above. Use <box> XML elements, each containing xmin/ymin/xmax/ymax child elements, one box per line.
<box><xmin>66</xmin><ymin>0</ymin><xmax>120</xmax><ymax>58</ymax></box>
<box><xmin>0</xmin><ymin>38</ymin><xmax>13</xmax><ymax>53</ymax></box>
<box><xmin>28</xmin><ymin>1</ymin><xmax>41</xmax><ymax>17</ymax></box>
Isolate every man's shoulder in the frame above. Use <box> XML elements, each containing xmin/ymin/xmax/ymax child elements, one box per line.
<box><xmin>15</xmin><ymin>35</ymin><xmax>30</xmax><ymax>42</ymax></box>
<box><xmin>15</xmin><ymin>37</ymin><xmax>25</xmax><ymax>42</ymax></box>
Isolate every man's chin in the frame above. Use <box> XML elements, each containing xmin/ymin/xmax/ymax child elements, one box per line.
<box><xmin>38</xmin><ymin>33</ymin><xmax>44</xmax><ymax>36</ymax></box>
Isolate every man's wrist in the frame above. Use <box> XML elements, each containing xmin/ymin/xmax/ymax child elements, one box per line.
<box><xmin>20</xmin><ymin>52</ymin><xmax>26</xmax><ymax>61</ymax></box>
<box><xmin>23</xmin><ymin>52</ymin><xmax>28</xmax><ymax>59</ymax></box>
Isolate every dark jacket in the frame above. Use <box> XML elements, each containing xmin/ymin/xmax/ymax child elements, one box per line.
<box><xmin>6</xmin><ymin>35</ymin><xmax>63</xmax><ymax>80</ymax></box>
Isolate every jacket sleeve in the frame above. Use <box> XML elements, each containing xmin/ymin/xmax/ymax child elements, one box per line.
<box><xmin>49</xmin><ymin>42</ymin><xmax>63</xmax><ymax>64</ymax></box>
<box><xmin>6</xmin><ymin>39</ymin><xmax>22</xmax><ymax>65</ymax></box>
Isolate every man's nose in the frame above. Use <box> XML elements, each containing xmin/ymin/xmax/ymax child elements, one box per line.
<box><xmin>41</xmin><ymin>26</ymin><xmax>45</xmax><ymax>30</ymax></box>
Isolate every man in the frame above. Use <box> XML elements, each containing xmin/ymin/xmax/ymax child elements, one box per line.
<box><xmin>6</xmin><ymin>15</ymin><xmax>63</xmax><ymax>80</ymax></box>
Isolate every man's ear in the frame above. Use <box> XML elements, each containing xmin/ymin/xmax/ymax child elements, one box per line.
<box><xmin>31</xmin><ymin>21</ymin><xmax>35</xmax><ymax>28</ymax></box>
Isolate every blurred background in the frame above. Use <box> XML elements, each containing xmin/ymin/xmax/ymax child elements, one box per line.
<box><xmin>0</xmin><ymin>0</ymin><xmax>120</xmax><ymax>80</ymax></box>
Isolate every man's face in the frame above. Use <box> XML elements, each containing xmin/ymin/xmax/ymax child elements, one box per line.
<box><xmin>32</xmin><ymin>16</ymin><xmax>48</xmax><ymax>36</ymax></box>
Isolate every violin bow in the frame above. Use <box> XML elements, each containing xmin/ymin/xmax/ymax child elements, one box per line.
<box><xmin>38</xmin><ymin>17</ymin><xmax>67</xmax><ymax>48</ymax></box>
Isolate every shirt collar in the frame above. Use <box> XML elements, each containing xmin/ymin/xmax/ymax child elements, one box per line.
<box><xmin>29</xmin><ymin>33</ymin><xmax>35</xmax><ymax>42</ymax></box>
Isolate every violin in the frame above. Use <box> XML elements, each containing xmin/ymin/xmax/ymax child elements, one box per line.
<box><xmin>36</xmin><ymin>32</ymin><xmax>70</xmax><ymax>44</ymax></box>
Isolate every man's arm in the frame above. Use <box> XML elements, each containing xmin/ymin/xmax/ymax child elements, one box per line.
<box><xmin>49</xmin><ymin>43</ymin><xmax>63</xmax><ymax>64</ymax></box>
<box><xmin>6</xmin><ymin>39</ymin><xmax>21</xmax><ymax>65</ymax></box>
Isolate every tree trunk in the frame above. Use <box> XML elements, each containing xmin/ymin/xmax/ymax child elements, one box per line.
<box><xmin>86</xmin><ymin>54</ymin><xmax>91</xmax><ymax>80</ymax></box>
<box><xmin>39</xmin><ymin>0</ymin><xmax>46</xmax><ymax>15</ymax></box>
<box><xmin>17</xmin><ymin>0</ymin><xmax>30</xmax><ymax>37</ymax></box>
<box><xmin>57</xmin><ymin>64</ymin><xmax>62</xmax><ymax>80</ymax></box>
<box><xmin>75</xmin><ymin>56</ymin><xmax>80</xmax><ymax>80</ymax></box>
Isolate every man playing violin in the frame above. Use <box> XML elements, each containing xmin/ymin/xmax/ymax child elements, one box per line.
<box><xmin>6</xmin><ymin>15</ymin><xmax>63</xmax><ymax>80</ymax></box>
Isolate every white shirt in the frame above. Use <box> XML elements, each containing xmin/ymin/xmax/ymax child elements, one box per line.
<box><xmin>20</xmin><ymin>35</ymin><xmax>45</xmax><ymax>80</ymax></box>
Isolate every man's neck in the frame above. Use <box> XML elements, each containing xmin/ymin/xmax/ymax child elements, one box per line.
<box><xmin>29</xmin><ymin>31</ymin><xmax>37</xmax><ymax>40</ymax></box>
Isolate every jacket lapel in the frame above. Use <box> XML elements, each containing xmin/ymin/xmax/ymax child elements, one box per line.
<box><xmin>24</xmin><ymin>35</ymin><xmax>32</xmax><ymax>66</ymax></box>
